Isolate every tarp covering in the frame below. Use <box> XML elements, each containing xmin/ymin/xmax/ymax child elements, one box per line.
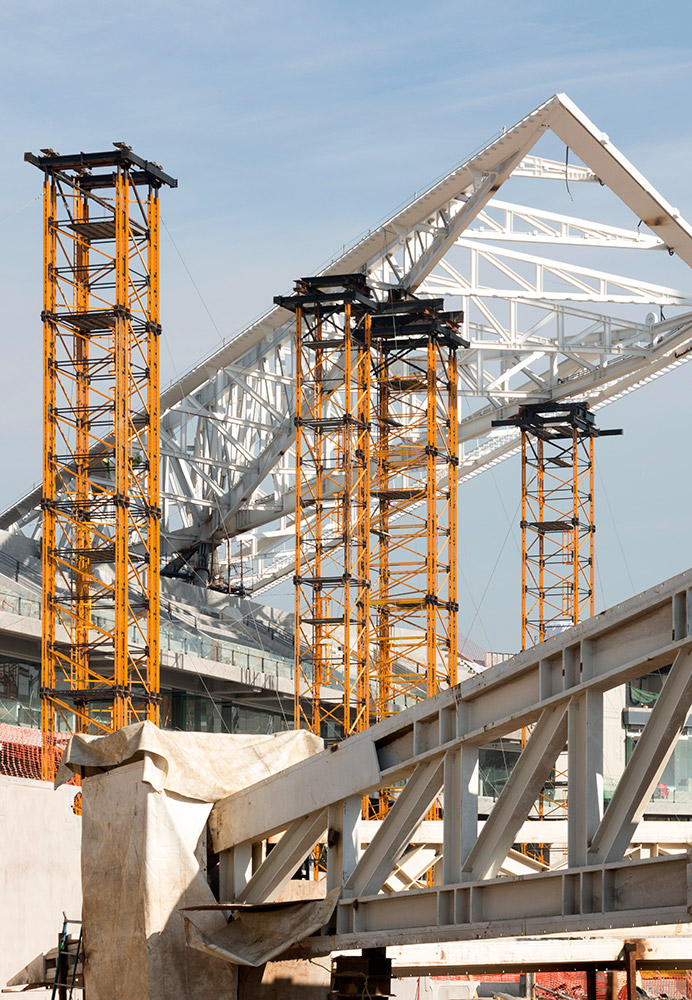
<box><xmin>182</xmin><ymin>891</ymin><xmax>340</xmax><ymax>967</ymax></box>
<box><xmin>56</xmin><ymin>723</ymin><xmax>324</xmax><ymax>1000</ymax></box>
<box><xmin>56</xmin><ymin>719</ymin><xmax>322</xmax><ymax>800</ymax></box>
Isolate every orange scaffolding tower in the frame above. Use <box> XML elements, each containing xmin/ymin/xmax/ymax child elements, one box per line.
<box><xmin>28</xmin><ymin>147</ymin><xmax>176</xmax><ymax>776</ymax></box>
<box><xmin>370</xmin><ymin>297</ymin><xmax>465</xmax><ymax>822</ymax></box>
<box><xmin>275</xmin><ymin>275</ymin><xmax>375</xmax><ymax>740</ymax></box>
<box><xmin>492</xmin><ymin>402</ymin><xmax>620</xmax><ymax>650</ymax></box>
<box><xmin>370</xmin><ymin>298</ymin><xmax>464</xmax><ymax>722</ymax></box>
<box><xmin>278</xmin><ymin>276</ymin><xmax>467</xmax><ymax>764</ymax></box>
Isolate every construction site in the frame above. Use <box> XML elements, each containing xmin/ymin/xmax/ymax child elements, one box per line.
<box><xmin>2</xmin><ymin>93</ymin><xmax>692</xmax><ymax>1000</ymax></box>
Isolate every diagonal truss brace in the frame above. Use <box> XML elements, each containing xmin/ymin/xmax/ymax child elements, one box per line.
<box><xmin>236</xmin><ymin>809</ymin><xmax>328</xmax><ymax>904</ymax></box>
<box><xmin>461</xmin><ymin>703</ymin><xmax>568</xmax><ymax>879</ymax></box>
<box><xmin>588</xmin><ymin>646</ymin><xmax>692</xmax><ymax>864</ymax></box>
<box><xmin>206</xmin><ymin>565</ymin><xmax>692</xmax><ymax>953</ymax></box>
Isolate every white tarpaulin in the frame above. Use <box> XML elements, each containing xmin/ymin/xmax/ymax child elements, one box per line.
<box><xmin>56</xmin><ymin>720</ymin><xmax>322</xmax><ymax>800</ymax></box>
<box><xmin>182</xmin><ymin>891</ymin><xmax>340</xmax><ymax>967</ymax></box>
<box><xmin>56</xmin><ymin>722</ymin><xmax>324</xmax><ymax>1000</ymax></box>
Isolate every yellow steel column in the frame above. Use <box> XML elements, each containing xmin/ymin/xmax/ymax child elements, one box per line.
<box><xmin>447</xmin><ymin>347</ymin><xmax>458</xmax><ymax>683</ymax></box>
<box><xmin>520</xmin><ymin>431</ymin><xmax>528</xmax><ymax>651</ymax></box>
<box><xmin>293</xmin><ymin>307</ymin><xmax>304</xmax><ymax>730</ymax></box>
<box><xmin>41</xmin><ymin>174</ymin><xmax>57</xmax><ymax>779</ymax></box>
<box><xmin>537</xmin><ymin>436</ymin><xmax>545</xmax><ymax>644</ymax></box>
<box><xmin>375</xmin><ymin>342</ymin><xmax>391</xmax><ymax>723</ymax></box>
<box><xmin>355</xmin><ymin>313</ymin><xmax>371</xmax><ymax>732</ymax></box>
<box><xmin>572</xmin><ymin>426</ymin><xmax>579</xmax><ymax>627</ymax></box>
<box><xmin>74</xmin><ymin>190</ymin><xmax>91</xmax><ymax>733</ymax></box>
<box><xmin>425</xmin><ymin>335</ymin><xmax>436</xmax><ymax>699</ymax></box>
<box><xmin>342</xmin><ymin>303</ymin><xmax>352</xmax><ymax>731</ymax></box>
<box><xmin>147</xmin><ymin>189</ymin><xmax>161</xmax><ymax>724</ymax></box>
<box><xmin>282</xmin><ymin>277</ymin><xmax>375</xmax><ymax>741</ymax></box>
<box><xmin>589</xmin><ymin>435</ymin><xmax>595</xmax><ymax>617</ymax></box>
<box><xmin>312</xmin><ymin>310</ymin><xmax>325</xmax><ymax>736</ymax></box>
<box><xmin>113</xmin><ymin>171</ymin><xmax>129</xmax><ymax>730</ymax></box>
<box><xmin>31</xmin><ymin>149</ymin><xmax>173</xmax><ymax>753</ymax></box>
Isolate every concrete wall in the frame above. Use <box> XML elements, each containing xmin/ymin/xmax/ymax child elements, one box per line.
<box><xmin>0</xmin><ymin>775</ymin><xmax>81</xmax><ymax>989</ymax></box>
<box><xmin>238</xmin><ymin>959</ymin><xmax>331</xmax><ymax>1000</ymax></box>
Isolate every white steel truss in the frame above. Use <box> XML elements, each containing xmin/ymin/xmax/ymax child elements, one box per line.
<box><xmin>5</xmin><ymin>93</ymin><xmax>692</xmax><ymax>591</ymax></box>
<box><xmin>199</xmin><ymin>566</ymin><xmax>692</xmax><ymax>957</ymax></box>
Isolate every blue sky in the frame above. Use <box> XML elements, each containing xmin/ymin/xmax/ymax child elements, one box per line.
<box><xmin>2</xmin><ymin>0</ymin><xmax>692</xmax><ymax>650</ymax></box>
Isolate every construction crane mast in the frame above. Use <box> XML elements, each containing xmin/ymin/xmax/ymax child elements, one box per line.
<box><xmin>28</xmin><ymin>147</ymin><xmax>176</xmax><ymax>776</ymax></box>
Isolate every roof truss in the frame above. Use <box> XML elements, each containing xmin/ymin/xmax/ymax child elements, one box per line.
<box><xmin>5</xmin><ymin>94</ymin><xmax>692</xmax><ymax>592</ymax></box>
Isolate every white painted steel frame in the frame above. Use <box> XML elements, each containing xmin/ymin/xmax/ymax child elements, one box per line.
<box><xmin>5</xmin><ymin>93</ymin><xmax>692</xmax><ymax>590</ymax></box>
<box><xmin>208</xmin><ymin>566</ymin><xmax>692</xmax><ymax>953</ymax></box>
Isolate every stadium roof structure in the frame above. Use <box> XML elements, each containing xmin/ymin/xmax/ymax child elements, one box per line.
<box><xmin>5</xmin><ymin>93</ymin><xmax>692</xmax><ymax>592</ymax></box>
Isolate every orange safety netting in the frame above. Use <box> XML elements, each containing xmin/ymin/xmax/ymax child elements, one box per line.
<box><xmin>0</xmin><ymin>723</ymin><xmax>70</xmax><ymax>781</ymax></box>
<box><xmin>432</xmin><ymin>972</ymin><xmax>692</xmax><ymax>999</ymax></box>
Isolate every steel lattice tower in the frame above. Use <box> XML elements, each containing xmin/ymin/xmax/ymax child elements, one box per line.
<box><xmin>491</xmin><ymin>402</ymin><xmax>620</xmax><ymax>861</ymax></box>
<box><xmin>370</xmin><ymin>299</ymin><xmax>464</xmax><ymax>720</ymax></box>
<box><xmin>28</xmin><ymin>147</ymin><xmax>176</xmax><ymax>776</ymax></box>
<box><xmin>493</xmin><ymin>402</ymin><xmax>620</xmax><ymax>649</ymax></box>
<box><xmin>278</xmin><ymin>277</ymin><xmax>465</xmax><ymax>761</ymax></box>
<box><xmin>275</xmin><ymin>276</ymin><xmax>374</xmax><ymax>740</ymax></box>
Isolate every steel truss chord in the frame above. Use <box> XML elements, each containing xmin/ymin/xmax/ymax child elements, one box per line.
<box><xmin>30</xmin><ymin>147</ymin><xmax>175</xmax><ymax>775</ymax></box>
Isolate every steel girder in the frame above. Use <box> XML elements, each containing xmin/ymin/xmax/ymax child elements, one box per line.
<box><xmin>5</xmin><ymin>93</ymin><xmax>692</xmax><ymax>591</ymax></box>
<box><xmin>202</xmin><ymin>565</ymin><xmax>692</xmax><ymax>955</ymax></box>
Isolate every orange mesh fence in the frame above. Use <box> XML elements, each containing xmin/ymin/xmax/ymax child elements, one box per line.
<box><xmin>539</xmin><ymin>972</ymin><xmax>605</xmax><ymax>1000</ymax></box>
<box><xmin>0</xmin><ymin>723</ymin><xmax>70</xmax><ymax>780</ymax></box>
<box><xmin>432</xmin><ymin>973</ymin><xmax>692</xmax><ymax>999</ymax></box>
<box><xmin>629</xmin><ymin>974</ymin><xmax>692</xmax><ymax>1000</ymax></box>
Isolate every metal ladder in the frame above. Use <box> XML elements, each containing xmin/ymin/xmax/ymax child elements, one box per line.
<box><xmin>50</xmin><ymin>917</ymin><xmax>82</xmax><ymax>1000</ymax></box>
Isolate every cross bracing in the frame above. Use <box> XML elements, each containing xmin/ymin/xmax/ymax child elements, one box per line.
<box><xmin>5</xmin><ymin>93</ymin><xmax>692</xmax><ymax>593</ymax></box>
<box><xmin>195</xmin><ymin>566</ymin><xmax>692</xmax><ymax>957</ymax></box>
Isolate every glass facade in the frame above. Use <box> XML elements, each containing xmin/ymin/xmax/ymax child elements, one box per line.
<box><xmin>479</xmin><ymin>742</ymin><xmax>521</xmax><ymax>798</ymax></box>
<box><xmin>0</xmin><ymin>583</ymin><xmax>294</xmax><ymax>688</ymax></box>
<box><xmin>0</xmin><ymin>656</ymin><xmax>40</xmax><ymax>728</ymax></box>
<box><xmin>626</xmin><ymin>732</ymin><xmax>692</xmax><ymax>803</ymax></box>
<box><xmin>0</xmin><ymin>656</ymin><xmax>292</xmax><ymax>736</ymax></box>
<box><xmin>625</xmin><ymin>665</ymin><xmax>692</xmax><ymax>803</ymax></box>
<box><xmin>161</xmin><ymin>688</ymin><xmax>290</xmax><ymax>735</ymax></box>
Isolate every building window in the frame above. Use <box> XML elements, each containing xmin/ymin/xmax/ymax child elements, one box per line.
<box><xmin>161</xmin><ymin>687</ymin><xmax>290</xmax><ymax>735</ymax></box>
<box><xmin>628</xmin><ymin>664</ymin><xmax>671</xmax><ymax>707</ymax></box>
<box><xmin>479</xmin><ymin>742</ymin><xmax>521</xmax><ymax>799</ymax></box>
<box><xmin>0</xmin><ymin>657</ymin><xmax>40</xmax><ymax>728</ymax></box>
<box><xmin>626</xmin><ymin>732</ymin><xmax>692</xmax><ymax>802</ymax></box>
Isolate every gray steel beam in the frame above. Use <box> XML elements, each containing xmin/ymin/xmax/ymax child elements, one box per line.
<box><xmin>342</xmin><ymin>759</ymin><xmax>443</xmax><ymax>898</ymax></box>
<box><xmin>588</xmin><ymin>646</ymin><xmax>692</xmax><ymax>864</ymax></box>
<box><xmin>462</xmin><ymin>703</ymin><xmax>568</xmax><ymax>880</ymax></box>
<box><xmin>329</xmin><ymin>854</ymin><xmax>690</xmax><ymax>951</ymax></box>
<box><xmin>234</xmin><ymin>809</ymin><xmax>327</xmax><ymax>903</ymax></box>
<box><xmin>211</xmin><ymin>569</ymin><xmax>692</xmax><ymax>852</ymax></box>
